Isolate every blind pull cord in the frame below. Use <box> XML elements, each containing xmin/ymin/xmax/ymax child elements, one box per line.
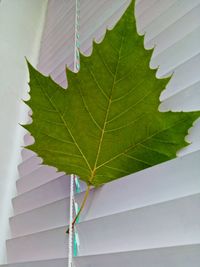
<box><xmin>68</xmin><ymin>0</ymin><xmax>80</xmax><ymax>266</ymax></box>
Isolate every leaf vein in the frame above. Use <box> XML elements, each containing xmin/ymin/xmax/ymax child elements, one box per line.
<box><xmin>139</xmin><ymin>143</ymin><xmax>169</xmax><ymax>158</ymax></box>
<box><xmin>107</xmin><ymin>89</ymin><xmax>153</xmax><ymax>124</ymax></box>
<box><xmin>78</xmin><ymin>87</ymin><xmax>102</xmax><ymax>131</ymax></box>
<box><xmin>96</xmin><ymin>118</ymin><xmax>189</xmax><ymax>170</ymax></box>
<box><xmin>105</xmin><ymin>114</ymin><xmax>144</xmax><ymax>133</ymax></box>
<box><xmin>40</xmin><ymin>132</ymin><xmax>74</xmax><ymax>145</ymax></box>
<box><xmin>123</xmin><ymin>153</ymin><xmax>151</xmax><ymax>166</ymax></box>
<box><xmin>114</xmin><ymin>70</ymin><xmax>133</xmax><ymax>84</ymax></box>
<box><xmin>86</xmin><ymin>66</ymin><xmax>109</xmax><ymax>100</ymax></box>
<box><xmin>104</xmin><ymin>165</ymin><xmax>130</xmax><ymax>174</ymax></box>
<box><xmin>94</xmin><ymin>46</ymin><xmax>115</xmax><ymax>77</ymax></box>
<box><xmin>33</xmin><ymin>74</ymin><xmax>92</xmax><ymax>172</ymax></box>
<box><xmin>36</xmin><ymin>148</ymin><xmax>82</xmax><ymax>158</ymax></box>
<box><xmin>112</xmin><ymin>79</ymin><xmax>146</xmax><ymax>103</ymax></box>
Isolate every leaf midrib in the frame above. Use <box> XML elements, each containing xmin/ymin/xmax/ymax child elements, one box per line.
<box><xmin>90</xmin><ymin>26</ymin><xmax>126</xmax><ymax>182</ymax></box>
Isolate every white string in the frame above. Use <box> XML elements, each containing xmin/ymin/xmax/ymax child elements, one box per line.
<box><xmin>68</xmin><ymin>0</ymin><xmax>80</xmax><ymax>266</ymax></box>
<box><xmin>73</xmin><ymin>0</ymin><xmax>80</xmax><ymax>73</ymax></box>
<box><xmin>68</xmin><ymin>174</ymin><xmax>74</xmax><ymax>267</ymax></box>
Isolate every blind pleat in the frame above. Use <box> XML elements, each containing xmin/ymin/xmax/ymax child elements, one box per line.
<box><xmin>3</xmin><ymin>0</ymin><xmax>200</xmax><ymax>266</ymax></box>
<box><xmin>10</xmin><ymin>150</ymin><xmax>200</xmax><ymax>236</ymax></box>
<box><xmin>137</xmin><ymin>0</ymin><xmax>200</xmax><ymax>38</ymax></box>
<box><xmin>1</xmin><ymin>245</ymin><xmax>200</xmax><ymax>267</ymax></box>
<box><xmin>136</xmin><ymin>0</ymin><xmax>178</xmax><ymax>34</ymax></box>
<box><xmin>6</xmin><ymin>194</ymin><xmax>200</xmax><ymax>262</ymax></box>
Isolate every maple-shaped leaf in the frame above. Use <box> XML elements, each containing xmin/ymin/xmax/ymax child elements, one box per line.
<box><xmin>25</xmin><ymin>0</ymin><xmax>200</xmax><ymax>188</ymax></box>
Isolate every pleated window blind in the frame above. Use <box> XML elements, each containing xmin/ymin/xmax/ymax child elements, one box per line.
<box><xmin>2</xmin><ymin>0</ymin><xmax>200</xmax><ymax>266</ymax></box>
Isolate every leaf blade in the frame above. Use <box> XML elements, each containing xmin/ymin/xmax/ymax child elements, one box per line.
<box><xmin>26</xmin><ymin>0</ymin><xmax>200</xmax><ymax>186</ymax></box>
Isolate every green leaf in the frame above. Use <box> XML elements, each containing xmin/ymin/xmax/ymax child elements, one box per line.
<box><xmin>25</xmin><ymin>0</ymin><xmax>200</xmax><ymax>187</ymax></box>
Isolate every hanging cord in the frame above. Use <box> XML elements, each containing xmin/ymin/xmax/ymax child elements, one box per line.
<box><xmin>68</xmin><ymin>1</ymin><xmax>80</xmax><ymax>266</ymax></box>
<box><xmin>73</xmin><ymin>0</ymin><xmax>80</xmax><ymax>73</ymax></box>
<box><xmin>68</xmin><ymin>174</ymin><xmax>75</xmax><ymax>267</ymax></box>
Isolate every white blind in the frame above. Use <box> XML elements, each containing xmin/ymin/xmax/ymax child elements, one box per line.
<box><xmin>2</xmin><ymin>0</ymin><xmax>200</xmax><ymax>266</ymax></box>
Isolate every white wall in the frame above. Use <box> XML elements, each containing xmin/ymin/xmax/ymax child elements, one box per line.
<box><xmin>0</xmin><ymin>0</ymin><xmax>47</xmax><ymax>263</ymax></box>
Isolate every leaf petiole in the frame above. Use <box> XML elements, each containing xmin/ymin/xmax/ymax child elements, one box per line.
<box><xmin>66</xmin><ymin>184</ymin><xmax>91</xmax><ymax>234</ymax></box>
